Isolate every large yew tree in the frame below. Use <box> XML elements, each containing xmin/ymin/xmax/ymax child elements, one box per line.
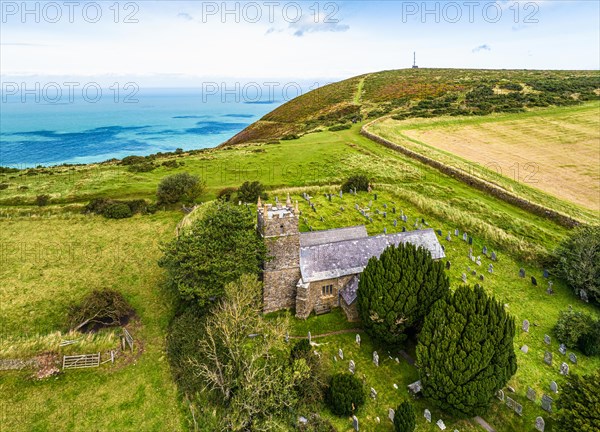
<box><xmin>416</xmin><ymin>285</ymin><xmax>517</xmax><ymax>417</ymax></box>
<box><xmin>357</xmin><ymin>243</ymin><xmax>449</xmax><ymax>346</ymax></box>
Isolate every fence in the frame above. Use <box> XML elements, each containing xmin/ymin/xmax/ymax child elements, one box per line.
<box><xmin>62</xmin><ymin>353</ymin><xmax>101</xmax><ymax>369</ymax></box>
<box><xmin>123</xmin><ymin>328</ymin><xmax>134</xmax><ymax>352</ymax></box>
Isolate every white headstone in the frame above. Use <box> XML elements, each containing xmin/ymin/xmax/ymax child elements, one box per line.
<box><xmin>338</xmin><ymin>348</ymin><xmax>344</xmax><ymax>360</ymax></box>
<box><xmin>352</xmin><ymin>415</ymin><xmax>359</xmax><ymax>431</ymax></box>
<box><xmin>349</xmin><ymin>360</ymin><xmax>355</xmax><ymax>374</ymax></box>
<box><xmin>424</xmin><ymin>409</ymin><xmax>431</xmax><ymax>423</ymax></box>
<box><xmin>560</xmin><ymin>362</ymin><xmax>569</xmax><ymax>375</ymax></box>
<box><xmin>535</xmin><ymin>416</ymin><xmax>545</xmax><ymax>432</ymax></box>
<box><xmin>522</xmin><ymin>320</ymin><xmax>530</xmax><ymax>332</ymax></box>
<box><xmin>388</xmin><ymin>408</ymin><xmax>395</xmax><ymax>422</ymax></box>
<box><xmin>308</xmin><ymin>331</ymin><xmax>311</xmax><ymax>344</ymax></box>
<box><xmin>356</xmin><ymin>334</ymin><xmax>361</xmax><ymax>346</ymax></box>
<box><xmin>436</xmin><ymin>419</ymin><xmax>447</xmax><ymax>430</ymax></box>
<box><xmin>373</xmin><ymin>351</ymin><xmax>379</xmax><ymax>366</ymax></box>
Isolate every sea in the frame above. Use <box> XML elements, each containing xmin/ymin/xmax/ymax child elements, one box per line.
<box><xmin>0</xmin><ymin>87</ymin><xmax>288</xmax><ymax>168</ymax></box>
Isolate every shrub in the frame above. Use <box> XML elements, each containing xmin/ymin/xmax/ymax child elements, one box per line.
<box><xmin>290</xmin><ymin>339</ymin><xmax>312</xmax><ymax>361</ymax></box>
<box><xmin>0</xmin><ymin>183</ymin><xmax>9</xmax><ymax>190</ymax></box>
<box><xmin>161</xmin><ymin>160</ymin><xmax>180</xmax><ymax>169</ymax></box>
<box><xmin>556</xmin><ymin>371</ymin><xmax>600</xmax><ymax>431</ymax></box>
<box><xmin>35</xmin><ymin>194</ymin><xmax>50</xmax><ymax>206</ymax></box>
<box><xmin>157</xmin><ymin>173</ymin><xmax>205</xmax><ymax>204</ymax></box>
<box><xmin>126</xmin><ymin>199</ymin><xmax>149</xmax><ymax>215</ymax></box>
<box><xmin>120</xmin><ymin>155</ymin><xmax>147</xmax><ymax>165</ymax></box>
<box><xmin>578</xmin><ymin>320</ymin><xmax>600</xmax><ymax>356</ymax></box>
<box><xmin>102</xmin><ymin>202</ymin><xmax>133</xmax><ymax>219</ymax></box>
<box><xmin>217</xmin><ymin>187</ymin><xmax>237</xmax><ymax>202</ymax></box>
<box><xmin>84</xmin><ymin>198</ymin><xmax>111</xmax><ymax>214</ymax></box>
<box><xmin>357</xmin><ymin>243</ymin><xmax>449</xmax><ymax>346</ymax></box>
<box><xmin>553</xmin><ymin>309</ymin><xmax>594</xmax><ymax>348</ymax></box>
<box><xmin>237</xmin><ymin>181</ymin><xmax>268</xmax><ymax>204</ymax></box>
<box><xmin>281</xmin><ymin>133</ymin><xmax>299</xmax><ymax>140</ymax></box>
<box><xmin>341</xmin><ymin>174</ymin><xmax>370</xmax><ymax>193</ymax></box>
<box><xmin>393</xmin><ymin>401</ymin><xmax>416</xmax><ymax>432</ymax></box>
<box><xmin>326</xmin><ymin>373</ymin><xmax>365</xmax><ymax>416</ymax></box>
<box><xmin>128</xmin><ymin>162</ymin><xmax>155</xmax><ymax>173</ymax></box>
<box><xmin>290</xmin><ymin>339</ymin><xmax>327</xmax><ymax>406</ymax></box>
<box><xmin>417</xmin><ymin>285</ymin><xmax>517</xmax><ymax>417</ymax></box>
<box><xmin>68</xmin><ymin>289</ymin><xmax>134</xmax><ymax>331</ymax></box>
<box><xmin>18</xmin><ymin>185</ymin><xmax>29</xmax><ymax>190</ymax></box>
<box><xmin>554</xmin><ymin>225</ymin><xmax>600</xmax><ymax>304</ymax></box>
<box><xmin>328</xmin><ymin>123</ymin><xmax>351</xmax><ymax>131</ymax></box>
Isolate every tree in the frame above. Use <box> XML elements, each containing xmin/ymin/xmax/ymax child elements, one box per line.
<box><xmin>416</xmin><ymin>285</ymin><xmax>517</xmax><ymax>417</ymax></box>
<box><xmin>326</xmin><ymin>373</ymin><xmax>365</xmax><ymax>416</ymax></box>
<box><xmin>68</xmin><ymin>289</ymin><xmax>134</xmax><ymax>331</ymax></box>
<box><xmin>393</xmin><ymin>401</ymin><xmax>416</xmax><ymax>432</ymax></box>
<box><xmin>159</xmin><ymin>202</ymin><xmax>267</xmax><ymax>308</ymax></box>
<box><xmin>341</xmin><ymin>174</ymin><xmax>370</xmax><ymax>193</ymax></box>
<box><xmin>156</xmin><ymin>172</ymin><xmax>205</xmax><ymax>204</ymax></box>
<box><xmin>557</xmin><ymin>371</ymin><xmax>600</xmax><ymax>431</ymax></box>
<box><xmin>290</xmin><ymin>339</ymin><xmax>327</xmax><ymax>406</ymax></box>
<box><xmin>357</xmin><ymin>243</ymin><xmax>449</xmax><ymax>346</ymax></box>
<box><xmin>553</xmin><ymin>309</ymin><xmax>595</xmax><ymax>348</ymax></box>
<box><xmin>190</xmin><ymin>274</ymin><xmax>300</xmax><ymax>431</ymax></box>
<box><xmin>237</xmin><ymin>181</ymin><xmax>268</xmax><ymax>204</ymax></box>
<box><xmin>554</xmin><ymin>225</ymin><xmax>600</xmax><ymax>304</ymax></box>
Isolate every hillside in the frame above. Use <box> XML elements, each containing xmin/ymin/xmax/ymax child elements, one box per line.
<box><xmin>223</xmin><ymin>69</ymin><xmax>600</xmax><ymax>146</ymax></box>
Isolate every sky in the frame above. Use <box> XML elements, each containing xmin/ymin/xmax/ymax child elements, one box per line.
<box><xmin>1</xmin><ymin>0</ymin><xmax>599</xmax><ymax>87</ymax></box>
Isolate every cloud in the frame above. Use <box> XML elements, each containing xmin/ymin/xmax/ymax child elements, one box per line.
<box><xmin>1</xmin><ymin>43</ymin><xmax>48</xmax><ymax>47</ymax></box>
<box><xmin>267</xmin><ymin>13</ymin><xmax>349</xmax><ymax>37</ymax></box>
<box><xmin>472</xmin><ymin>44</ymin><xmax>492</xmax><ymax>53</ymax></box>
<box><xmin>177</xmin><ymin>12</ymin><xmax>193</xmax><ymax>21</ymax></box>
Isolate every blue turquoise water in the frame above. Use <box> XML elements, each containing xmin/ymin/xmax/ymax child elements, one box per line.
<box><xmin>0</xmin><ymin>88</ymin><xmax>283</xmax><ymax>167</ymax></box>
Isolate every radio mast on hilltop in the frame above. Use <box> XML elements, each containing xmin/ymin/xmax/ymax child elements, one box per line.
<box><xmin>412</xmin><ymin>52</ymin><xmax>419</xmax><ymax>69</ymax></box>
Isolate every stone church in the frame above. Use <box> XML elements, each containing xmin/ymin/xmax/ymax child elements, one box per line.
<box><xmin>258</xmin><ymin>195</ymin><xmax>445</xmax><ymax>321</ymax></box>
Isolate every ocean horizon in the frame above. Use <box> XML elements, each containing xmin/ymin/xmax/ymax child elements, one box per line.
<box><xmin>0</xmin><ymin>87</ymin><xmax>286</xmax><ymax>168</ymax></box>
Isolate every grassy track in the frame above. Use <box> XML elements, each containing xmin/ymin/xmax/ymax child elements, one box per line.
<box><xmin>365</xmin><ymin>102</ymin><xmax>600</xmax><ymax>222</ymax></box>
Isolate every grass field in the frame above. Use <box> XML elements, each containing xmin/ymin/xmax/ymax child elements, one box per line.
<box><xmin>366</xmin><ymin>102</ymin><xmax>600</xmax><ymax>220</ymax></box>
<box><xmin>1</xmin><ymin>116</ymin><xmax>598</xmax><ymax>431</ymax></box>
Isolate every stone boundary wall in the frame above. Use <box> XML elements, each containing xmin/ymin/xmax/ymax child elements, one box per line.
<box><xmin>0</xmin><ymin>358</ymin><xmax>40</xmax><ymax>371</ymax></box>
<box><xmin>360</xmin><ymin>124</ymin><xmax>580</xmax><ymax>229</ymax></box>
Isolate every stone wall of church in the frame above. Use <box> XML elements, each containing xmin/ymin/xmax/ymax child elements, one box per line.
<box><xmin>295</xmin><ymin>275</ymin><xmax>354</xmax><ymax>319</ymax></box>
<box><xmin>341</xmin><ymin>299</ymin><xmax>360</xmax><ymax>322</ymax></box>
<box><xmin>263</xmin><ymin>268</ymin><xmax>301</xmax><ymax>313</ymax></box>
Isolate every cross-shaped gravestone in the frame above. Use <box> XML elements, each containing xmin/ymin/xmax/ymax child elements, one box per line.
<box><xmin>373</xmin><ymin>351</ymin><xmax>379</xmax><ymax>366</ymax></box>
<box><xmin>424</xmin><ymin>409</ymin><xmax>431</xmax><ymax>423</ymax></box>
<box><xmin>349</xmin><ymin>360</ymin><xmax>355</xmax><ymax>374</ymax></box>
<box><xmin>519</xmin><ymin>268</ymin><xmax>526</xmax><ymax>278</ymax></box>
<box><xmin>550</xmin><ymin>381</ymin><xmax>558</xmax><ymax>393</ymax></box>
<box><xmin>496</xmin><ymin>389</ymin><xmax>504</xmax><ymax>401</ymax></box>
<box><xmin>522</xmin><ymin>320</ymin><xmax>530</xmax><ymax>332</ymax></box>
<box><xmin>569</xmin><ymin>353</ymin><xmax>577</xmax><ymax>364</ymax></box>
<box><xmin>531</xmin><ymin>276</ymin><xmax>538</xmax><ymax>286</ymax></box>
<box><xmin>544</xmin><ymin>351</ymin><xmax>552</xmax><ymax>366</ymax></box>
<box><xmin>544</xmin><ymin>335</ymin><xmax>551</xmax><ymax>345</ymax></box>
<box><xmin>559</xmin><ymin>344</ymin><xmax>566</xmax><ymax>355</ymax></box>
<box><xmin>388</xmin><ymin>408</ymin><xmax>395</xmax><ymax>422</ymax></box>
<box><xmin>527</xmin><ymin>387</ymin><xmax>536</xmax><ymax>402</ymax></box>
<box><xmin>541</xmin><ymin>395</ymin><xmax>553</xmax><ymax>412</ymax></box>
<box><xmin>356</xmin><ymin>334</ymin><xmax>361</xmax><ymax>346</ymax></box>
<box><xmin>560</xmin><ymin>362</ymin><xmax>569</xmax><ymax>375</ymax></box>
<box><xmin>338</xmin><ymin>348</ymin><xmax>344</xmax><ymax>360</ymax></box>
<box><xmin>535</xmin><ymin>416</ymin><xmax>545</xmax><ymax>432</ymax></box>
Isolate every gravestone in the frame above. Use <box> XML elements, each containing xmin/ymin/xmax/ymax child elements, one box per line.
<box><xmin>339</xmin><ymin>190</ymin><xmax>343</xmax><ymax>198</ymax></box>
<box><xmin>285</xmin><ymin>332</ymin><xmax>289</xmax><ymax>343</ymax></box>
<box><xmin>488</xmin><ymin>264</ymin><xmax>494</xmax><ymax>273</ymax></box>
<box><xmin>394</xmin><ymin>219</ymin><xmax>397</xmax><ymax>227</ymax></box>
<box><xmin>308</xmin><ymin>331</ymin><xmax>311</xmax><ymax>344</ymax></box>
<box><xmin>519</xmin><ymin>268</ymin><xmax>526</xmax><ymax>278</ymax></box>
<box><xmin>446</xmin><ymin>261</ymin><xmax>451</xmax><ymax>270</ymax></box>
<box><xmin>544</xmin><ymin>351</ymin><xmax>552</xmax><ymax>366</ymax></box>
<box><xmin>521</xmin><ymin>345</ymin><xmax>529</xmax><ymax>353</ymax></box>
<box><xmin>383</xmin><ymin>203</ymin><xmax>387</xmax><ymax>209</ymax></box>
<box><xmin>480</xmin><ymin>274</ymin><xmax>485</xmax><ymax>281</ymax></box>
<box><xmin>531</xmin><ymin>276</ymin><xmax>538</xmax><ymax>286</ymax></box>
<box><xmin>550</xmin><ymin>381</ymin><xmax>558</xmax><ymax>393</ymax></box>
<box><xmin>527</xmin><ymin>387</ymin><xmax>536</xmax><ymax>402</ymax></box>
<box><xmin>506</xmin><ymin>396</ymin><xmax>516</xmax><ymax>409</ymax></box>
<box><xmin>356</xmin><ymin>334</ymin><xmax>361</xmax><ymax>346</ymax></box>
<box><xmin>437</xmin><ymin>229</ymin><xmax>442</xmax><ymax>236</ymax></box>
<box><xmin>543</xmin><ymin>269</ymin><xmax>549</xmax><ymax>278</ymax></box>
<box><xmin>461</xmin><ymin>273</ymin><xmax>467</xmax><ymax>283</ymax></box>
<box><xmin>436</xmin><ymin>419</ymin><xmax>446</xmax><ymax>430</ymax></box>
<box><xmin>374</xmin><ymin>194</ymin><xmax>377</xmax><ymax>200</ymax></box>
<box><xmin>468</xmin><ymin>236</ymin><xmax>473</xmax><ymax>245</ymax></box>
<box><xmin>349</xmin><ymin>360</ymin><xmax>355</xmax><ymax>374</ymax></box>
<box><xmin>541</xmin><ymin>395</ymin><xmax>553</xmax><ymax>412</ymax></box>
<box><xmin>547</xmin><ymin>281</ymin><xmax>554</xmax><ymax>295</ymax></box>
<box><xmin>514</xmin><ymin>402</ymin><xmax>523</xmax><ymax>416</ymax></box>
<box><xmin>560</xmin><ymin>362</ymin><xmax>569</xmax><ymax>375</ymax></box>
<box><xmin>462</xmin><ymin>233</ymin><xmax>467</xmax><ymax>241</ymax></box>
<box><xmin>407</xmin><ymin>380</ymin><xmax>422</xmax><ymax>396</ymax></box>
<box><xmin>446</xmin><ymin>233</ymin><xmax>451</xmax><ymax>241</ymax></box>
<box><xmin>392</xmin><ymin>207</ymin><xmax>396</xmax><ymax>214</ymax></box>
<box><xmin>328</xmin><ymin>194</ymin><xmax>332</xmax><ymax>202</ymax></box>
<box><xmin>388</xmin><ymin>408</ymin><xmax>395</xmax><ymax>422</ymax></box>
<box><xmin>355</xmin><ymin>203</ymin><xmax>359</xmax><ymax>210</ymax></box>
<box><xmin>455</xmin><ymin>229</ymin><xmax>459</xmax><ymax>236</ymax></box>
<box><xmin>482</xmin><ymin>246</ymin><xmax>488</xmax><ymax>255</ymax></box>
<box><xmin>496</xmin><ymin>389</ymin><xmax>505</xmax><ymax>401</ymax></box>
<box><xmin>373</xmin><ymin>351</ymin><xmax>379</xmax><ymax>367</ymax></box>
<box><xmin>370</xmin><ymin>387</ymin><xmax>377</xmax><ymax>399</ymax></box>
<box><xmin>472</xmin><ymin>270</ymin><xmax>477</xmax><ymax>276</ymax></box>
<box><xmin>580</xmin><ymin>289</ymin><xmax>589</xmax><ymax>302</ymax></box>
<box><xmin>476</xmin><ymin>257</ymin><xmax>482</xmax><ymax>266</ymax></box>
<box><xmin>352</xmin><ymin>415</ymin><xmax>359</xmax><ymax>431</ymax></box>
<box><xmin>544</xmin><ymin>335</ymin><xmax>551</xmax><ymax>345</ymax></box>
<box><xmin>338</xmin><ymin>348</ymin><xmax>344</xmax><ymax>360</ymax></box>
<box><xmin>569</xmin><ymin>353</ymin><xmax>577</xmax><ymax>364</ymax></box>
<box><xmin>522</xmin><ymin>320</ymin><xmax>530</xmax><ymax>332</ymax></box>
<box><xmin>424</xmin><ymin>409</ymin><xmax>431</xmax><ymax>423</ymax></box>
<box><xmin>491</xmin><ymin>251</ymin><xmax>497</xmax><ymax>261</ymax></box>
<box><xmin>535</xmin><ymin>416</ymin><xmax>545</xmax><ymax>432</ymax></box>
<box><xmin>559</xmin><ymin>344</ymin><xmax>566</xmax><ymax>355</ymax></box>
<box><xmin>384</xmin><ymin>227</ymin><xmax>387</xmax><ymax>234</ymax></box>
<box><xmin>468</xmin><ymin>248</ymin><xmax>473</xmax><ymax>259</ymax></box>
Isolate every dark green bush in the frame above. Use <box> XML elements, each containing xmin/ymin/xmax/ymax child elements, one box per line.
<box><xmin>128</xmin><ymin>162</ymin><xmax>156</xmax><ymax>173</ymax></box>
<box><xmin>394</xmin><ymin>401</ymin><xmax>416</xmax><ymax>432</ymax></box>
<box><xmin>328</xmin><ymin>123</ymin><xmax>351</xmax><ymax>131</ymax></box>
<box><xmin>102</xmin><ymin>202</ymin><xmax>133</xmax><ymax>219</ymax></box>
<box><xmin>290</xmin><ymin>339</ymin><xmax>312</xmax><ymax>361</ymax></box>
<box><xmin>68</xmin><ymin>289</ymin><xmax>134</xmax><ymax>331</ymax></box>
<box><xmin>281</xmin><ymin>134</ymin><xmax>300</xmax><ymax>140</ymax></box>
<box><xmin>499</xmin><ymin>82</ymin><xmax>524</xmax><ymax>91</ymax></box>
<box><xmin>556</xmin><ymin>370</ymin><xmax>600</xmax><ymax>431</ymax></box>
<box><xmin>157</xmin><ymin>173</ymin><xmax>204</xmax><ymax>204</ymax></box>
<box><xmin>554</xmin><ymin>309</ymin><xmax>595</xmax><ymax>348</ymax></box>
<box><xmin>161</xmin><ymin>160</ymin><xmax>180</xmax><ymax>169</ymax></box>
<box><xmin>341</xmin><ymin>174</ymin><xmax>370</xmax><ymax>193</ymax></box>
<box><xmin>326</xmin><ymin>373</ymin><xmax>365</xmax><ymax>416</ymax></box>
<box><xmin>578</xmin><ymin>320</ymin><xmax>600</xmax><ymax>356</ymax></box>
<box><xmin>217</xmin><ymin>187</ymin><xmax>237</xmax><ymax>202</ymax></box>
<box><xmin>0</xmin><ymin>183</ymin><xmax>9</xmax><ymax>190</ymax></box>
<box><xmin>120</xmin><ymin>155</ymin><xmax>147</xmax><ymax>166</ymax></box>
<box><xmin>237</xmin><ymin>181</ymin><xmax>268</xmax><ymax>204</ymax></box>
<box><xmin>35</xmin><ymin>194</ymin><xmax>50</xmax><ymax>206</ymax></box>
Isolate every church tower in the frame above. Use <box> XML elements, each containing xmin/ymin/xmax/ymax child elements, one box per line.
<box><xmin>257</xmin><ymin>194</ymin><xmax>301</xmax><ymax>313</ymax></box>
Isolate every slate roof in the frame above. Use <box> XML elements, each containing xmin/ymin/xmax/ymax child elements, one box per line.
<box><xmin>299</xmin><ymin>226</ymin><xmax>368</xmax><ymax>248</ymax></box>
<box><xmin>340</xmin><ymin>275</ymin><xmax>359</xmax><ymax>305</ymax></box>
<box><xmin>299</xmin><ymin>228</ymin><xmax>445</xmax><ymax>283</ymax></box>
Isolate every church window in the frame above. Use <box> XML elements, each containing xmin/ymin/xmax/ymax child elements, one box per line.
<box><xmin>321</xmin><ymin>284</ymin><xmax>333</xmax><ymax>296</ymax></box>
